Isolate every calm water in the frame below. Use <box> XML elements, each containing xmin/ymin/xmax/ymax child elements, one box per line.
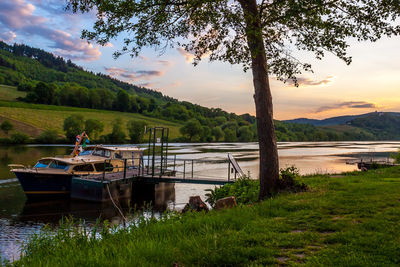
<box><xmin>1</xmin><ymin>141</ymin><xmax>400</xmax><ymax>262</ymax></box>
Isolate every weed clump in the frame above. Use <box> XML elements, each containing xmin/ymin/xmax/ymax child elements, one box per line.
<box><xmin>206</xmin><ymin>166</ymin><xmax>307</xmax><ymax>207</ymax></box>
<box><xmin>278</xmin><ymin>166</ymin><xmax>308</xmax><ymax>192</ymax></box>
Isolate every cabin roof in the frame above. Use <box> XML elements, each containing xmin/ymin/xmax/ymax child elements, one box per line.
<box><xmin>85</xmin><ymin>145</ymin><xmax>143</xmax><ymax>152</ymax></box>
<box><xmin>40</xmin><ymin>155</ymin><xmax>110</xmax><ymax>165</ymax></box>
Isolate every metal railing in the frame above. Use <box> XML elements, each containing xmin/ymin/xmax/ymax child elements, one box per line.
<box><xmin>91</xmin><ymin>154</ymin><xmax>242</xmax><ymax>183</ymax></box>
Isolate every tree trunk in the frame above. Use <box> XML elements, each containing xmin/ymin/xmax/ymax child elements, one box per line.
<box><xmin>238</xmin><ymin>0</ymin><xmax>279</xmax><ymax>199</ymax></box>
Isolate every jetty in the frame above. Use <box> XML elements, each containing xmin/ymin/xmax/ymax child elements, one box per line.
<box><xmin>346</xmin><ymin>157</ymin><xmax>398</xmax><ymax>171</ymax></box>
<box><xmin>71</xmin><ymin>127</ymin><xmax>243</xmax><ymax>202</ymax></box>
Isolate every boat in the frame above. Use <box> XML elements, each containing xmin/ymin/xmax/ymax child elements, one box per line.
<box><xmin>9</xmin><ymin>132</ymin><xmax>143</xmax><ymax>197</ymax></box>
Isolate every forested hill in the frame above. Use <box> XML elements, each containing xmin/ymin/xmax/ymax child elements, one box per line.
<box><xmin>0</xmin><ymin>41</ymin><xmax>167</xmax><ymax>100</ymax></box>
<box><xmin>285</xmin><ymin>112</ymin><xmax>400</xmax><ymax>126</ymax></box>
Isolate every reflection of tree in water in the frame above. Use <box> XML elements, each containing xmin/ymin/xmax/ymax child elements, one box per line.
<box><xmin>10</xmin><ymin>145</ymin><xmax>28</xmax><ymax>154</ymax></box>
<box><xmin>37</xmin><ymin>146</ymin><xmax>71</xmax><ymax>156</ymax></box>
<box><xmin>0</xmin><ymin>152</ymin><xmax>12</xmax><ymax>165</ymax></box>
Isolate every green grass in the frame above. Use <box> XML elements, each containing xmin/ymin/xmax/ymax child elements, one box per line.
<box><xmin>0</xmin><ymin>94</ymin><xmax>182</xmax><ymax>139</ymax></box>
<box><xmin>0</xmin><ymin>85</ymin><xmax>26</xmax><ymax>101</ymax></box>
<box><xmin>10</xmin><ymin>167</ymin><xmax>400</xmax><ymax>266</ymax></box>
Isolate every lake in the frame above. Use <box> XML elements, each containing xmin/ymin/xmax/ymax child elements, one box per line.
<box><xmin>1</xmin><ymin>141</ymin><xmax>400</xmax><ymax>262</ymax></box>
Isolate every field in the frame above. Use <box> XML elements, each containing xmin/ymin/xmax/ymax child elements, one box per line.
<box><xmin>0</xmin><ymin>85</ymin><xmax>26</xmax><ymax>101</ymax></box>
<box><xmin>0</xmin><ymin>86</ymin><xmax>182</xmax><ymax>139</ymax></box>
<box><xmin>10</xmin><ymin>167</ymin><xmax>400</xmax><ymax>266</ymax></box>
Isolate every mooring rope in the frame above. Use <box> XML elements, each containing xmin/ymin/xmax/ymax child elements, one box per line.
<box><xmin>106</xmin><ymin>184</ymin><xmax>127</xmax><ymax>224</ymax></box>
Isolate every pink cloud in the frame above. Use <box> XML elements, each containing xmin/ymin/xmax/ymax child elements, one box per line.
<box><xmin>0</xmin><ymin>31</ymin><xmax>17</xmax><ymax>43</ymax></box>
<box><xmin>0</xmin><ymin>0</ymin><xmax>101</xmax><ymax>61</ymax></box>
<box><xmin>286</xmin><ymin>76</ymin><xmax>335</xmax><ymax>87</ymax></box>
<box><xmin>105</xmin><ymin>67</ymin><xmax>165</xmax><ymax>82</ymax></box>
<box><xmin>176</xmin><ymin>47</ymin><xmax>195</xmax><ymax>63</ymax></box>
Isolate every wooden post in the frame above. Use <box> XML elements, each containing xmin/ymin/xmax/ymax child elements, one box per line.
<box><xmin>228</xmin><ymin>161</ymin><xmax>231</xmax><ymax>182</ymax></box>
<box><xmin>123</xmin><ymin>159</ymin><xmax>127</xmax><ymax>180</ymax></box>
<box><xmin>165</xmin><ymin>128</ymin><xmax>169</xmax><ymax>170</ymax></box>
<box><xmin>147</xmin><ymin>128</ymin><xmax>152</xmax><ymax>175</ymax></box>
<box><xmin>191</xmin><ymin>160</ymin><xmax>194</xmax><ymax>178</ymax></box>
<box><xmin>152</xmin><ymin>128</ymin><xmax>156</xmax><ymax>177</ymax></box>
<box><xmin>160</xmin><ymin>128</ymin><xmax>164</xmax><ymax>176</ymax></box>
<box><xmin>183</xmin><ymin>160</ymin><xmax>186</xmax><ymax>179</ymax></box>
<box><xmin>102</xmin><ymin>160</ymin><xmax>105</xmax><ymax>182</ymax></box>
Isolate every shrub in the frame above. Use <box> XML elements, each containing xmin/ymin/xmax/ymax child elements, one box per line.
<box><xmin>205</xmin><ymin>177</ymin><xmax>259</xmax><ymax>206</ymax></box>
<box><xmin>126</xmin><ymin>120</ymin><xmax>147</xmax><ymax>143</ymax></box>
<box><xmin>278</xmin><ymin>166</ymin><xmax>308</xmax><ymax>192</ymax></box>
<box><xmin>107</xmin><ymin>118</ymin><xmax>126</xmax><ymax>144</ymax></box>
<box><xmin>63</xmin><ymin>115</ymin><xmax>84</xmax><ymax>141</ymax></box>
<box><xmin>0</xmin><ymin>120</ymin><xmax>13</xmax><ymax>135</ymax></box>
<box><xmin>391</xmin><ymin>150</ymin><xmax>400</xmax><ymax>164</ymax></box>
<box><xmin>36</xmin><ymin>130</ymin><xmax>59</xmax><ymax>144</ymax></box>
<box><xmin>205</xmin><ymin>166</ymin><xmax>307</xmax><ymax>207</ymax></box>
<box><xmin>10</xmin><ymin>132</ymin><xmax>29</xmax><ymax>144</ymax></box>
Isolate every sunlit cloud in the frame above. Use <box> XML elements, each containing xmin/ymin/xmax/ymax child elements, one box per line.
<box><xmin>286</xmin><ymin>75</ymin><xmax>335</xmax><ymax>87</ymax></box>
<box><xmin>315</xmin><ymin>101</ymin><xmax>377</xmax><ymax>113</ymax></box>
<box><xmin>0</xmin><ymin>31</ymin><xmax>17</xmax><ymax>43</ymax></box>
<box><xmin>105</xmin><ymin>67</ymin><xmax>165</xmax><ymax>82</ymax></box>
<box><xmin>166</xmin><ymin>81</ymin><xmax>182</xmax><ymax>88</ymax></box>
<box><xmin>138</xmin><ymin>82</ymin><xmax>155</xmax><ymax>88</ymax></box>
<box><xmin>0</xmin><ymin>0</ymin><xmax>101</xmax><ymax>61</ymax></box>
<box><xmin>176</xmin><ymin>47</ymin><xmax>194</xmax><ymax>63</ymax></box>
<box><xmin>157</xmin><ymin>60</ymin><xmax>172</xmax><ymax>67</ymax></box>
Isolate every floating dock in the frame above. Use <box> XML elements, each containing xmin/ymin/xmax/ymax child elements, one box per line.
<box><xmin>70</xmin><ymin>156</ymin><xmax>241</xmax><ymax>202</ymax></box>
<box><xmin>70</xmin><ymin>127</ymin><xmax>243</xmax><ymax>202</ymax></box>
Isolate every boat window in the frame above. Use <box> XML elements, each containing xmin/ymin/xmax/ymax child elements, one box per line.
<box><xmin>34</xmin><ymin>159</ymin><xmax>52</xmax><ymax>168</ymax></box>
<box><xmin>73</xmin><ymin>164</ymin><xmax>94</xmax><ymax>172</ymax></box>
<box><xmin>92</xmin><ymin>149</ymin><xmax>111</xmax><ymax>158</ymax></box>
<box><xmin>49</xmin><ymin>161</ymin><xmax>69</xmax><ymax>170</ymax></box>
<box><xmin>94</xmin><ymin>162</ymin><xmax>114</xmax><ymax>172</ymax></box>
<box><xmin>92</xmin><ymin>149</ymin><xmax>105</xmax><ymax>157</ymax></box>
<box><xmin>113</xmin><ymin>153</ymin><xmax>122</xmax><ymax>159</ymax></box>
<box><xmin>79</xmin><ymin>150</ymin><xmax>93</xmax><ymax>156</ymax></box>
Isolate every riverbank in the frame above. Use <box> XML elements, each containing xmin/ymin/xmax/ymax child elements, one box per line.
<box><xmin>7</xmin><ymin>166</ymin><xmax>400</xmax><ymax>266</ymax></box>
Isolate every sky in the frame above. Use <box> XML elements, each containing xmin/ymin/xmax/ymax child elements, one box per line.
<box><xmin>0</xmin><ymin>0</ymin><xmax>399</xmax><ymax>120</ymax></box>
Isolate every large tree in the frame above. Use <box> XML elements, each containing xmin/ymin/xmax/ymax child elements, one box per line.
<box><xmin>68</xmin><ymin>0</ymin><xmax>400</xmax><ymax>199</ymax></box>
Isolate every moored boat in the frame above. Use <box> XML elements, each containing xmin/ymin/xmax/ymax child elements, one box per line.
<box><xmin>9</xmin><ymin>135</ymin><xmax>143</xmax><ymax>197</ymax></box>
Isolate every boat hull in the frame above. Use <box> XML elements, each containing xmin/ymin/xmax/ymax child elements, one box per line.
<box><xmin>13</xmin><ymin>171</ymin><xmax>73</xmax><ymax>197</ymax></box>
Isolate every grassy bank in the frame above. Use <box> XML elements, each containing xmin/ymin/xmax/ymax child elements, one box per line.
<box><xmin>0</xmin><ymin>85</ymin><xmax>182</xmax><ymax>140</ymax></box>
<box><xmin>9</xmin><ymin>167</ymin><xmax>400</xmax><ymax>266</ymax></box>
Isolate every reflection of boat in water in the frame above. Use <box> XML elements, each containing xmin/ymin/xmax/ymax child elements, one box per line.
<box><xmin>17</xmin><ymin>183</ymin><xmax>175</xmax><ymax>223</ymax></box>
<box><xmin>9</xmin><ymin>144</ymin><xmax>143</xmax><ymax>197</ymax></box>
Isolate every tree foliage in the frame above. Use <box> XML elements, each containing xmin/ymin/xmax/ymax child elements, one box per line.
<box><xmin>0</xmin><ymin>120</ymin><xmax>13</xmax><ymax>135</ymax></box>
<box><xmin>85</xmin><ymin>119</ymin><xmax>104</xmax><ymax>140</ymax></box>
<box><xmin>67</xmin><ymin>0</ymin><xmax>400</xmax><ymax>83</ymax></box>
<box><xmin>180</xmin><ymin>119</ymin><xmax>202</xmax><ymax>141</ymax></box>
<box><xmin>63</xmin><ymin>115</ymin><xmax>85</xmax><ymax>141</ymax></box>
<box><xmin>127</xmin><ymin>120</ymin><xmax>147</xmax><ymax>143</ymax></box>
<box><xmin>107</xmin><ymin>118</ymin><xmax>127</xmax><ymax>144</ymax></box>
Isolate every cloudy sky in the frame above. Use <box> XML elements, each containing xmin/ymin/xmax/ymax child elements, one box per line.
<box><xmin>1</xmin><ymin>0</ymin><xmax>399</xmax><ymax>120</ymax></box>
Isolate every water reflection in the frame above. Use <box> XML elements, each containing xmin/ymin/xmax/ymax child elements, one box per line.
<box><xmin>0</xmin><ymin>181</ymin><xmax>176</xmax><ymax>263</ymax></box>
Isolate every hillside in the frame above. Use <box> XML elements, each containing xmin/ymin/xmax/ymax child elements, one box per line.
<box><xmin>285</xmin><ymin>112</ymin><xmax>400</xmax><ymax>127</ymax></box>
<box><xmin>285</xmin><ymin>112</ymin><xmax>400</xmax><ymax>140</ymax></box>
